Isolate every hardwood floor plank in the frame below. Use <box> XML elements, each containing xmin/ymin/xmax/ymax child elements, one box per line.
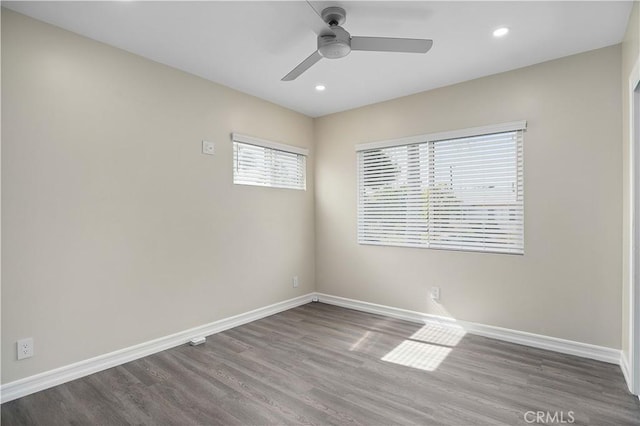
<box><xmin>3</xmin><ymin>302</ymin><xmax>639</xmax><ymax>425</ymax></box>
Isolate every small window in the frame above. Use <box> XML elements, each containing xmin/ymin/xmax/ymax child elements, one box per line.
<box><xmin>232</xmin><ymin>133</ymin><xmax>307</xmax><ymax>190</ymax></box>
<box><xmin>357</xmin><ymin>122</ymin><xmax>525</xmax><ymax>254</ymax></box>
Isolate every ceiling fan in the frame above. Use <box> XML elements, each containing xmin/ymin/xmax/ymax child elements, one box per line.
<box><xmin>282</xmin><ymin>5</ymin><xmax>433</xmax><ymax>81</ymax></box>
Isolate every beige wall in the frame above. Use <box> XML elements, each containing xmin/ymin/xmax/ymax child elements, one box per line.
<box><xmin>1</xmin><ymin>9</ymin><xmax>315</xmax><ymax>384</ymax></box>
<box><xmin>315</xmin><ymin>45</ymin><xmax>622</xmax><ymax>348</ymax></box>
<box><xmin>622</xmin><ymin>1</ymin><xmax>640</xmax><ymax>364</ymax></box>
<box><xmin>1</xmin><ymin>6</ymin><xmax>630</xmax><ymax>386</ymax></box>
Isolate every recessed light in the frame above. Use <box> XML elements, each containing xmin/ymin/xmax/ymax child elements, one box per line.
<box><xmin>493</xmin><ymin>27</ymin><xmax>509</xmax><ymax>38</ymax></box>
<box><xmin>315</xmin><ymin>84</ymin><xmax>326</xmax><ymax>91</ymax></box>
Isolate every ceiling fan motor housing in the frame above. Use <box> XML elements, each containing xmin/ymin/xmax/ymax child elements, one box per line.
<box><xmin>321</xmin><ymin>6</ymin><xmax>347</xmax><ymax>26</ymax></box>
<box><xmin>318</xmin><ymin>26</ymin><xmax>351</xmax><ymax>59</ymax></box>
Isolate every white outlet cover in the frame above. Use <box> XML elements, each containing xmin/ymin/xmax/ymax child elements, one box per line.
<box><xmin>202</xmin><ymin>140</ymin><xmax>215</xmax><ymax>155</ymax></box>
<box><xmin>17</xmin><ymin>337</ymin><xmax>34</xmax><ymax>360</ymax></box>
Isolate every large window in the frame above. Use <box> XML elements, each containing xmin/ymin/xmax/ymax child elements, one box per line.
<box><xmin>232</xmin><ymin>133</ymin><xmax>307</xmax><ymax>190</ymax></box>
<box><xmin>357</xmin><ymin>122</ymin><xmax>525</xmax><ymax>254</ymax></box>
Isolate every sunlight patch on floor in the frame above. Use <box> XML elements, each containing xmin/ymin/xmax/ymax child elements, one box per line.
<box><xmin>380</xmin><ymin>321</ymin><xmax>466</xmax><ymax>371</ymax></box>
<box><xmin>381</xmin><ymin>340</ymin><xmax>452</xmax><ymax>371</ymax></box>
<box><xmin>410</xmin><ymin>323</ymin><xmax>466</xmax><ymax>346</ymax></box>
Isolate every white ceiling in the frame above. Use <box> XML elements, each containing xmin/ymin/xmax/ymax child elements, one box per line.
<box><xmin>4</xmin><ymin>1</ymin><xmax>633</xmax><ymax>117</ymax></box>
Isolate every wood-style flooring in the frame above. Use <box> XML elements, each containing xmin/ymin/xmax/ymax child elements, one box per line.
<box><xmin>2</xmin><ymin>302</ymin><xmax>640</xmax><ymax>425</ymax></box>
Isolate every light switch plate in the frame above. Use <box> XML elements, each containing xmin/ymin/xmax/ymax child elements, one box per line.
<box><xmin>202</xmin><ymin>140</ymin><xmax>215</xmax><ymax>155</ymax></box>
<box><xmin>431</xmin><ymin>286</ymin><xmax>440</xmax><ymax>302</ymax></box>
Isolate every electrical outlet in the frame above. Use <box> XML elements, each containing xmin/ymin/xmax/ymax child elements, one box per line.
<box><xmin>430</xmin><ymin>286</ymin><xmax>441</xmax><ymax>302</ymax></box>
<box><xmin>293</xmin><ymin>276</ymin><xmax>299</xmax><ymax>288</ymax></box>
<box><xmin>17</xmin><ymin>338</ymin><xmax>34</xmax><ymax>360</ymax></box>
<box><xmin>202</xmin><ymin>140</ymin><xmax>215</xmax><ymax>155</ymax></box>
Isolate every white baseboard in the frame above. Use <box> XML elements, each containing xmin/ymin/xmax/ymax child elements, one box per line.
<box><xmin>462</xmin><ymin>321</ymin><xmax>621</xmax><ymax>365</ymax></box>
<box><xmin>0</xmin><ymin>293</ymin><xmax>314</xmax><ymax>403</ymax></box>
<box><xmin>315</xmin><ymin>293</ymin><xmax>622</xmax><ymax>365</ymax></box>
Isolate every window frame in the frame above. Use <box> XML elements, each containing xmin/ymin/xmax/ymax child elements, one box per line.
<box><xmin>356</xmin><ymin>121</ymin><xmax>526</xmax><ymax>255</ymax></box>
<box><xmin>231</xmin><ymin>133</ymin><xmax>308</xmax><ymax>191</ymax></box>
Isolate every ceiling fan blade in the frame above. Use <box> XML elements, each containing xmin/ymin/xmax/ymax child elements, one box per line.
<box><xmin>351</xmin><ymin>37</ymin><xmax>433</xmax><ymax>53</ymax></box>
<box><xmin>282</xmin><ymin>51</ymin><xmax>323</xmax><ymax>81</ymax></box>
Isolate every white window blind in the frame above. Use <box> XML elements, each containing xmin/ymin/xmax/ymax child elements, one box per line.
<box><xmin>232</xmin><ymin>133</ymin><xmax>307</xmax><ymax>190</ymax></box>
<box><xmin>357</xmin><ymin>126</ymin><xmax>524</xmax><ymax>254</ymax></box>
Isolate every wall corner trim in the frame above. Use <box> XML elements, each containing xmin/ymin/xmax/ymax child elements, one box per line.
<box><xmin>0</xmin><ymin>293</ymin><xmax>315</xmax><ymax>403</ymax></box>
<box><xmin>621</xmin><ymin>352</ymin><xmax>633</xmax><ymax>393</ymax></box>
<box><xmin>316</xmin><ymin>293</ymin><xmax>623</xmax><ymax>366</ymax></box>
